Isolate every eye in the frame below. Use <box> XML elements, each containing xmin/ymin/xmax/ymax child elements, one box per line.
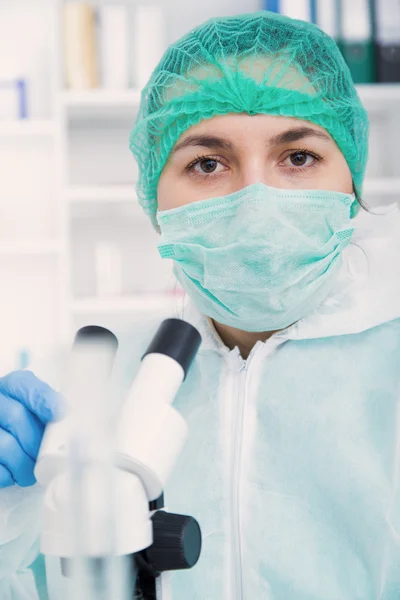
<box><xmin>185</xmin><ymin>154</ymin><xmax>229</xmax><ymax>177</ymax></box>
<box><xmin>291</xmin><ymin>152</ymin><xmax>310</xmax><ymax>166</ymax></box>
<box><xmin>281</xmin><ymin>150</ymin><xmax>321</xmax><ymax>170</ymax></box>
<box><xmin>196</xmin><ymin>158</ymin><xmax>219</xmax><ymax>174</ymax></box>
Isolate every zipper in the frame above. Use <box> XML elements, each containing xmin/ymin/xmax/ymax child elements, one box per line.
<box><xmin>229</xmin><ymin>344</ymin><xmax>261</xmax><ymax>600</ymax></box>
<box><xmin>231</xmin><ymin>360</ymin><xmax>247</xmax><ymax>600</ymax></box>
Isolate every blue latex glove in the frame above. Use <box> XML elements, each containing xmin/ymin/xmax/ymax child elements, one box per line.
<box><xmin>0</xmin><ymin>370</ymin><xmax>63</xmax><ymax>488</ymax></box>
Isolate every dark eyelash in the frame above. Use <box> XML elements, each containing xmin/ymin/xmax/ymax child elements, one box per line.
<box><xmin>185</xmin><ymin>149</ymin><xmax>323</xmax><ymax>176</ymax></box>
<box><xmin>285</xmin><ymin>149</ymin><xmax>323</xmax><ymax>170</ymax></box>
<box><xmin>185</xmin><ymin>154</ymin><xmax>222</xmax><ymax>172</ymax></box>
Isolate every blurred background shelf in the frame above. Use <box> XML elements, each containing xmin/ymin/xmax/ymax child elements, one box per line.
<box><xmin>364</xmin><ymin>178</ymin><xmax>400</xmax><ymax>196</ymax></box>
<box><xmin>67</xmin><ymin>184</ymin><xmax>137</xmax><ymax>203</ymax></box>
<box><xmin>356</xmin><ymin>84</ymin><xmax>400</xmax><ymax>108</ymax></box>
<box><xmin>0</xmin><ymin>120</ymin><xmax>55</xmax><ymax>137</ymax></box>
<box><xmin>72</xmin><ymin>294</ymin><xmax>180</xmax><ymax>315</ymax></box>
<box><xmin>62</xmin><ymin>89</ymin><xmax>141</xmax><ymax>107</ymax></box>
<box><xmin>62</xmin><ymin>89</ymin><xmax>141</xmax><ymax>119</ymax></box>
<box><xmin>67</xmin><ymin>185</ymin><xmax>144</xmax><ymax>220</ymax></box>
<box><xmin>0</xmin><ymin>242</ymin><xmax>62</xmax><ymax>256</ymax></box>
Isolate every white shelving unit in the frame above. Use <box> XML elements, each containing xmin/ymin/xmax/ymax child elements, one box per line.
<box><xmin>0</xmin><ymin>0</ymin><xmax>63</xmax><ymax>373</ymax></box>
<box><xmin>55</xmin><ymin>1</ymin><xmax>174</xmax><ymax>340</ymax></box>
<box><xmin>0</xmin><ymin>120</ymin><xmax>55</xmax><ymax>136</ymax></box>
<box><xmin>357</xmin><ymin>83</ymin><xmax>400</xmax><ymax>108</ymax></box>
<box><xmin>62</xmin><ymin>89</ymin><xmax>141</xmax><ymax>108</ymax></box>
<box><xmin>0</xmin><ymin>0</ymin><xmax>399</xmax><ymax>373</ymax></box>
<box><xmin>0</xmin><ymin>242</ymin><xmax>62</xmax><ymax>256</ymax></box>
<box><xmin>364</xmin><ymin>178</ymin><xmax>400</xmax><ymax>196</ymax></box>
<box><xmin>72</xmin><ymin>294</ymin><xmax>180</xmax><ymax>315</ymax></box>
<box><xmin>67</xmin><ymin>185</ymin><xmax>138</xmax><ymax>203</ymax></box>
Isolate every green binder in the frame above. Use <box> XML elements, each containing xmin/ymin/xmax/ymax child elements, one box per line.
<box><xmin>338</xmin><ymin>0</ymin><xmax>376</xmax><ymax>84</ymax></box>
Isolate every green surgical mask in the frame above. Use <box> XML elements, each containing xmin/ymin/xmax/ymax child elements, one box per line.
<box><xmin>157</xmin><ymin>183</ymin><xmax>355</xmax><ymax>332</ymax></box>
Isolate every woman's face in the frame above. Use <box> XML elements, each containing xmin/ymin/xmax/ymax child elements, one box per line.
<box><xmin>157</xmin><ymin>113</ymin><xmax>353</xmax><ymax>211</ymax></box>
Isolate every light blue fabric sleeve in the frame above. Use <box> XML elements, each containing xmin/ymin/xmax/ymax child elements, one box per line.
<box><xmin>0</xmin><ymin>485</ymin><xmax>43</xmax><ymax>600</ymax></box>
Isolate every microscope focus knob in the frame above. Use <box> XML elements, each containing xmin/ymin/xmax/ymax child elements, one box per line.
<box><xmin>147</xmin><ymin>511</ymin><xmax>202</xmax><ymax>573</ymax></box>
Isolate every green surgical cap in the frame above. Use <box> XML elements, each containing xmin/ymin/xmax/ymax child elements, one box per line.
<box><xmin>129</xmin><ymin>10</ymin><xmax>369</xmax><ymax>227</ymax></box>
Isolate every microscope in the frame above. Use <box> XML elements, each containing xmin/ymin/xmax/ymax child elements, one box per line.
<box><xmin>34</xmin><ymin>319</ymin><xmax>202</xmax><ymax>600</ymax></box>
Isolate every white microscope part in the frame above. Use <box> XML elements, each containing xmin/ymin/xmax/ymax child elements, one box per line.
<box><xmin>115</xmin><ymin>352</ymin><xmax>188</xmax><ymax>501</ymax></box>
<box><xmin>40</xmin><ymin>469</ymin><xmax>152</xmax><ymax>557</ymax></box>
<box><xmin>35</xmin><ymin>338</ymin><xmax>117</xmax><ymax>487</ymax></box>
<box><xmin>35</xmin><ymin>319</ymin><xmax>202</xmax><ymax>600</ymax></box>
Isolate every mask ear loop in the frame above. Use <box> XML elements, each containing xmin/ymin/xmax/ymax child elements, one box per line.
<box><xmin>314</xmin><ymin>239</ymin><xmax>368</xmax><ymax>317</ymax></box>
<box><xmin>315</xmin><ymin>188</ymin><xmax>369</xmax><ymax>316</ymax></box>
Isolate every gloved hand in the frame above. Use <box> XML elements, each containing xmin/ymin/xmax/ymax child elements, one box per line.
<box><xmin>0</xmin><ymin>370</ymin><xmax>64</xmax><ymax>488</ymax></box>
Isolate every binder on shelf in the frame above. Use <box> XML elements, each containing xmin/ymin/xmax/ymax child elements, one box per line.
<box><xmin>99</xmin><ymin>5</ymin><xmax>129</xmax><ymax>89</ymax></box>
<box><xmin>338</xmin><ymin>0</ymin><xmax>376</xmax><ymax>84</ymax></box>
<box><xmin>64</xmin><ymin>2</ymin><xmax>99</xmax><ymax>89</ymax></box>
<box><xmin>0</xmin><ymin>79</ymin><xmax>28</xmax><ymax>120</ymax></box>
<box><xmin>315</xmin><ymin>0</ymin><xmax>339</xmax><ymax>41</ymax></box>
<box><xmin>264</xmin><ymin>0</ymin><xmax>280</xmax><ymax>11</ymax></box>
<box><xmin>16</xmin><ymin>80</ymin><xmax>28</xmax><ymax>119</ymax></box>
<box><xmin>264</xmin><ymin>0</ymin><xmax>316</xmax><ymax>23</ymax></box>
<box><xmin>133</xmin><ymin>5</ymin><xmax>166</xmax><ymax>90</ymax></box>
<box><xmin>374</xmin><ymin>0</ymin><xmax>400</xmax><ymax>83</ymax></box>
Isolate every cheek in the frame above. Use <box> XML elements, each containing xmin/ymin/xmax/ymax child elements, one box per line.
<box><xmin>157</xmin><ymin>169</ymin><xmax>183</xmax><ymax>211</ymax></box>
<box><xmin>324</xmin><ymin>154</ymin><xmax>354</xmax><ymax>194</ymax></box>
<box><xmin>157</xmin><ymin>167</ymin><xmax>229</xmax><ymax>210</ymax></box>
<box><xmin>157</xmin><ymin>165</ymin><xmax>206</xmax><ymax>211</ymax></box>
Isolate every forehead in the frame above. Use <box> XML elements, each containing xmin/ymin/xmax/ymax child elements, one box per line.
<box><xmin>175</xmin><ymin>113</ymin><xmax>333</xmax><ymax>145</ymax></box>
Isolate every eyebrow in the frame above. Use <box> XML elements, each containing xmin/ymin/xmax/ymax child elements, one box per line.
<box><xmin>172</xmin><ymin>135</ymin><xmax>234</xmax><ymax>153</ymax></box>
<box><xmin>172</xmin><ymin>126</ymin><xmax>332</xmax><ymax>154</ymax></box>
<box><xmin>269</xmin><ymin>126</ymin><xmax>332</xmax><ymax>145</ymax></box>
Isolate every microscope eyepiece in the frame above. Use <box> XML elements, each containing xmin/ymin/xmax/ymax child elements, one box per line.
<box><xmin>74</xmin><ymin>325</ymin><xmax>119</xmax><ymax>351</ymax></box>
<box><xmin>142</xmin><ymin>319</ymin><xmax>202</xmax><ymax>380</ymax></box>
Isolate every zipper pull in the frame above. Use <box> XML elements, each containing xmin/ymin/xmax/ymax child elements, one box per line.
<box><xmin>229</xmin><ymin>346</ymin><xmax>246</xmax><ymax>372</ymax></box>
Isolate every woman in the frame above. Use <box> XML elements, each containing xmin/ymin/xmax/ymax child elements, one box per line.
<box><xmin>1</xmin><ymin>10</ymin><xmax>400</xmax><ymax>600</ymax></box>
